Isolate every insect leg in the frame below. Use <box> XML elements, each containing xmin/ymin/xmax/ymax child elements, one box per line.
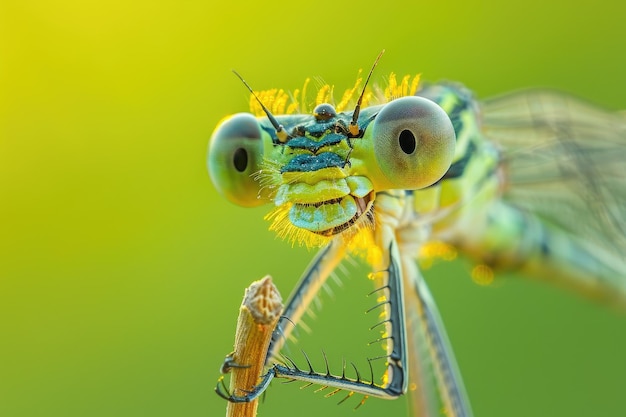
<box><xmin>267</xmin><ymin>239</ymin><xmax>409</xmax><ymax>399</ymax></box>
<box><xmin>266</xmin><ymin>239</ymin><xmax>347</xmax><ymax>362</ymax></box>
<box><xmin>402</xmin><ymin>255</ymin><xmax>474</xmax><ymax>417</ymax></box>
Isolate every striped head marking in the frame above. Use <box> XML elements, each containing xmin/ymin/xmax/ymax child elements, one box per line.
<box><xmin>208</xmin><ymin>56</ymin><xmax>456</xmax><ymax>247</ymax></box>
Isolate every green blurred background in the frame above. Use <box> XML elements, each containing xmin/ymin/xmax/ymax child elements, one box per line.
<box><xmin>2</xmin><ymin>1</ymin><xmax>626</xmax><ymax>416</ymax></box>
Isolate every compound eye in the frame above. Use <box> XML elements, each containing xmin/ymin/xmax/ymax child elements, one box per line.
<box><xmin>372</xmin><ymin>96</ymin><xmax>455</xmax><ymax>190</ymax></box>
<box><xmin>208</xmin><ymin>113</ymin><xmax>266</xmax><ymax>207</ymax></box>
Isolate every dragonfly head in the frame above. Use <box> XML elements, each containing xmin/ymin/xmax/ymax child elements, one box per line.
<box><xmin>208</xmin><ymin>76</ymin><xmax>455</xmax><ymax>246</ymax></box>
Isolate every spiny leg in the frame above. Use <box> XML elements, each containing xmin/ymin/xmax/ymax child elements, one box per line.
<box><xmin>402</xmin><ymin>254</ymin><xmax>474</xmax><ymax>417</ymax></box>
<box><xmin>266</xmin><ymin>240</ymin><xmax>347</xmax><ymax>362</ymax></box>
<box><xmin>218</xmin><ymin>237</ymin><xmax>411</xmax><ymax>404</ymax></box>
<box><xmin>218</xmin><ymin>240</ymin><xmax>347</xmax><ymax>403</ymax></box>
<box><xmin>268</xmin><ymin>239</ymin><xmax>409</xmax><ymax>400</ymax></box>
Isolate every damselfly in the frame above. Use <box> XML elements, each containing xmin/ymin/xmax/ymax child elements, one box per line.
<box><xmin>208</xmin><ymin>52</ymin><xmax>626</xmax><ymax>416</ymax></box>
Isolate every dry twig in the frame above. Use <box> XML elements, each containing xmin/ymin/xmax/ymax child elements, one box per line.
<box><xmin>225</xmin><ymin>276</ymin><xmax>283</xmax><ymax>417</ymax></box>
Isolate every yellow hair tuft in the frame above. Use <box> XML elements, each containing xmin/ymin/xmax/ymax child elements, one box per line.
<box><xmin>418</xmin><ymin>241</ymin><xmax>457</xmax><ymax>269</ymax></box>
<box><xmin>248</xmin><ymin>73</ymin><xmax>421</xmax><ymax>117</ymax></box>
<box><xmin>384</xmin><ymin>73</ymin><xmax>421</xmax><ymax>102</ymax></box>
<box><xmin>335</xmin><ymin>75</ymin><xmax>362</xmax><ymax>112</ymax></box>
<box><xmin>264</xmin><ymin>205</ymin><xmax>331</xmax><ymax>248</ymax></box>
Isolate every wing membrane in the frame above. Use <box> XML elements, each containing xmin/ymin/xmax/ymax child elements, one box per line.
<box><xmin>481</xmin><ymin>89</ymin><xmax>626</xmax><ymax>280</ymax></box>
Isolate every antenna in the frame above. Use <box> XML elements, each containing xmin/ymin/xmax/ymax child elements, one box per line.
<box><xmin>232</xmin><ymin>70</ymin><xmax>291</xmax><ymax>143</ymax></box>
<box><xmin>349</xmin><ymin>49</ymin><xmax>385</xmax><ymax>136</ymax></box>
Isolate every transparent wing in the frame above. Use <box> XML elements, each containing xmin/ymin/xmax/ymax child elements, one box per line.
<box><xmin>480</xmin><ymin>89</ymin><xmax>626</xmax><ymax>281</ymax></box>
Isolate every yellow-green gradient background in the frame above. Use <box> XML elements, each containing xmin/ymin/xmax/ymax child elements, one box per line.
<box><xmin>2</xmin><ymin>1</ymin><xmax>626</xmax><ymax>416</ymax></box>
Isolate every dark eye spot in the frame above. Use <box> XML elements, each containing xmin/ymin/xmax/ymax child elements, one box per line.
<box><xmin>233</xmin><ymin>147</ymin><xmax>248</xmax><ymax>172</ymax></box>
<box><xmin>398</xmin><ymin>129</ymin><xmax>416</xmax><ymax>154</ymax></box>
<box><xmin>313</xmin><ymin>103</ymin><xmax>337</xmax><ymax>121</ymax></box>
